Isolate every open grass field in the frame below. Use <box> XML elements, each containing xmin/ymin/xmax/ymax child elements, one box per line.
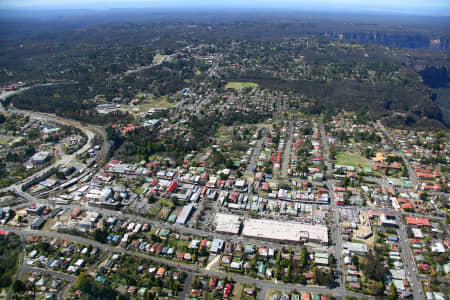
<box><xmin>152</xmin><ymin>54</ymin><xmax>167</xmax><ymax>64</ymax></box>
<box><xmin>215</xmin><ymin>124</ymin><xmax>234</xmax><ymax>138</ymax></box>
<box><xmin>0</xmin><ymin>136</ymin><xmax>11</xmax><ymax>144</ymax></box>
<box><xmin>225</xmin><ymin>82</ymin><xmax>259</xmax><ymax>89</ymax></box>
<box><xmin>148</xmin><ymin>205</ymin><xmax>159</xmax><ymax>216</ymax></box>
<box><xmin>336</xmin><ymin>152</ymin><xmax>374</xmax><ymax>168</ymax></box>
<box><xmin>231</xmin><ymin>283</ymin><xmax>244</xmax><ymax>300</ymax></box>
<box><xmin>122</xmin><ymin>94</ymin><xmax>174</xmax><ymax>116</ymax></box>
<box><xmin>140</xmin><ymin>95</ymin><xmax>174</xmax><ymax>109</ymax></box>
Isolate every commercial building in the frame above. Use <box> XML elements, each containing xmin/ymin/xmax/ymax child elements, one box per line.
<box><xmin>343</xmin><ymin>242</ymin><xmax>369</xmax><ymax>255</ymax></box>
<box><xmin>406</xmin><ymin>217</ymin><xmax>430</xmax><ymax>227</ymax></box>
<box><xmin>31</xmin><ymin>151</ymin><xmax>51</xmax><ymax>165</ymax></box>
<box><xmin>176</xmin><ymin>204</ymin><xmax>194</xmax><ymax>225</ymax></box>
<box><xmin>215</xmin><ymin>213</ymin><xmax>241</xmax><ymax>235</ymax></box>
<box><xmin>31</xmin><ymin>216</ymin><xmax>46</xmax><ymax>230</ymax></box>
<box><xmin>241</xmin><ymin>218</ymin><xmax>328</xmax><ymax>244</ymax></box>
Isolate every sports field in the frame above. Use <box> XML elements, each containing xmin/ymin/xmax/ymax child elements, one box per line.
<box><xmin>225</xmin><ymin>81</ymin><xmax>259</xmax><ymax>89</ymax></box>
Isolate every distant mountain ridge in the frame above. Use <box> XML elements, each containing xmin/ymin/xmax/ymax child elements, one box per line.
<box><xmin>322</xmin><ymin>31</ymin><xmax>450</xmax><ymax>50</ymax></box>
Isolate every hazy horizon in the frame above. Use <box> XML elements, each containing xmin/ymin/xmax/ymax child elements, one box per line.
<box><xmin>1</xmin><ymin>0</ymin><xmax>450</xmax><ymax>16</ymax></box>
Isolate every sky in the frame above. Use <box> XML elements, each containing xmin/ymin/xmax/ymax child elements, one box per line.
<box><xmin>0</xmin><ymin>0</ymin><xmax>450</xmax><ymax>16</ymax></box>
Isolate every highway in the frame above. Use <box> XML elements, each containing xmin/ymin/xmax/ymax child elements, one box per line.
<box><xmin>0</xmin><ymin>83</ymin><xmax>67</xmax><ymax>105</ymax></box>
<box><xmin>0</xmin><ymin>108</ymin><xmax>97</xmax><ymax>195</ymax></box>
<box><xmin>122</xmin><ymin>54</ymin><xmax>174</xmax><ymax>76</ymax></box>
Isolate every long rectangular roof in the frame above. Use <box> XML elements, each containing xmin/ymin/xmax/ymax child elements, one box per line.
<box><xmin>242</xmin><ymin>218</ymin><xmax>328</xmax><ymax>244</ymax></box>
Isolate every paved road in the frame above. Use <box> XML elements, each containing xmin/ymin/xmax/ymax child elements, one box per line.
<box><xmin>178</xmin><ymin>271</ymin><xmax>193</xmax><ymax>300</ymax></box>
<box><xmin>0</xmin><ymin>108</ymin><xmax>96</xmax><ymax>195</ymax></box>
<box><xmin>6</xmin><ymin>232</ymin><xmax>76</xmax><ymax>300</ymax></box>
<box><xmin>3</xmin><ymin>227</ymin><xmax>371</xmax><ymax>299</ymax></box>
<box><xmin>377</xmin><ymin>121</ymin><xmax>418</xmax><ymax>186</ymax></box>
<box><xmin>246</xmin><ymin>127</ymin><xmax>267</xmax><ymax>174</ymax></box>
<box><xmin>377</xmin><ymin>122</ymin><xmax>424</xmax><ymax>299</ymax></box>
<box><xmin>319</xmin><ymin>122</ymin><xmax>345</xmax><ymax>291</ymax></box>
<box><xmin>281</xmin><ymin>122</ymin><xmax>294</xmax><ymax>178</ymax></box>
<box><xmin>59</xmin><ymin>282</ymin><xmax>73</xmax><ymax>300</ymax></box>
<box><xmin>123</xmin><ymin>55</ymin><xmax>174</xmax><ymax>75</ymax></box>
<box><xmin>0</xmin><ymin>83</ymin><xmax>71</xmax><ymax>105</ymax></box>
<box><xmin>17</xmin><ymin>266</ymin><xmax>77</xmax><ymax>300</ymax></box>
<box><xmin>19</xmin><ymin>266</ymin><xmax>77</xmax><ymax>282</ymax></box>
<box><xmin>396</xmin><ymin>220</ymin><xmax>425</xmax><ymax>299</ymax></box>
<box><xmin>376</xmin><ymin>121</ymin><xmax>425</xmax><ymax>299</ymax></box>
<box><xmin>0</xmin><ymin>82</ymin><xmax>110</xmax><ymax>196</ymax></box>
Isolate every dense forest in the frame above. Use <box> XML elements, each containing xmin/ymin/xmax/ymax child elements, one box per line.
<box><xmin>1</xmin><ymin>11</ymin><xmax>449</xmax><ymax>128</ymax></box>
<box><xmin>0</xmin><ymin>233</ymin><xmax>22</xmax><ymax>288</ymax></box>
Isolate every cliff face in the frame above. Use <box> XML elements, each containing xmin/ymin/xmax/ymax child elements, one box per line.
<box><xmin>321</xmin><ymin>31</ymin><xmax>450</xmax><ymax>50</ymax></box>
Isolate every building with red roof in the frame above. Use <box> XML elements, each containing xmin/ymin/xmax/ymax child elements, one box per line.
<box><xmin>406</xmin><ymin>217</ymin><xmax>430</xmax><ymax>227</ymax></box>
<box><xmin>402</xmin><ymin>202</ymin><xmax>414</xmax><ymax>210</ymax></box>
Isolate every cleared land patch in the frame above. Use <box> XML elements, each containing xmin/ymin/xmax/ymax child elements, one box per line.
<box><xmin>225</xmin><ymin>82</ymin><xmax>259</xmax><ymax>89</ymax></box>
<box><xmin>336</xmin><ymin>152</ymin><xmax>374</xmax><ymax>168</ymax></box>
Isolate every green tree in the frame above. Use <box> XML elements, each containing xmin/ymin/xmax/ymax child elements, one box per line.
<box><xmin>12</xmin><ymin>280</ymin><xmax>25</xmax><ymax>293</ymax></box>
<box><xmin>93</xmin><ymin>228</ymin><xmax>108</xmax><ymax>243</ymax></box>
<box><xmin>388</xmin><ymin>284</ymin><xmax>398</xmax><ymax>300</ymax></box>
<box><xmin>300</xmin><ymin>247</ymin><xmax>308</xmax><ymax>267</ymax></box>
<box><xmin>351</xmin><ymin>256</ymin><xmax>359</xmax><ymax>266</ymax></box>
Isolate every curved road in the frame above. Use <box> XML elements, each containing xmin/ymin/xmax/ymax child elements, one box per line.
<box><xmin>0</xmin><ymin>91</ymin><xmax>98</xmax><ymax>194</ymax></box>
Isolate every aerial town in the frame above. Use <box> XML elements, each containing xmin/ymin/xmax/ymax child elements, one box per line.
<box><xmin>0</xmin><ymin>8</ymin><xmax>449</xmax><ymax>300</ymax></box>
<box><xmin>0</xmin><ymin>74</ymin><xmax>448</xmax><ymax>300</ymax></box>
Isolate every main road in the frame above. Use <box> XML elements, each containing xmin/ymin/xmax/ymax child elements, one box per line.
<box><xmin>3</xmin><ymin>226</ymin><xmax>371</xmax><ymax>300</ymax></box>
<box><xmin>319</xmin><ymin>122</ymin><xmax>345</xmax><ymax>291</ymax></box>
<box><xmin>0</xmin><ymin>104</ymin><xmax>102</xmax><ymax>194</ymax></box>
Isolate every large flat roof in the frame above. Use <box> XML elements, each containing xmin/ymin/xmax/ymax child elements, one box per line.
<box><xmin>242</xmin><ymin>218</ymin><xmax>328</xmax><ymax>244</ymax></box>
<box><xmin>215</xmin><ymin>213</ymin><xmax>241</xmax><ymax>235</ymax></box>
<box><xmin>176</xmin><ymin>204</ymin><xmax>194</xmax><ymax>225</ymax></box>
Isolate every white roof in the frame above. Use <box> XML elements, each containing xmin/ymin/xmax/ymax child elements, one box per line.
<box><xmin>215</xmin><ymin>213</ymin><xmax>241</xmax><ymax>234</ymax></box>
<box><xmin>412</xmin><ymin>228</ymin><xmax>424</xmax><ymax>239</ymax></box>
<box><xmin>242</xmin><ymin>218</ymin><xmax>328</xmax><ymax>244</ymax></box>
<box><xmin>230</xmin><ymin>262</ymin><xmax>242</xmax><ymax>269</ymax></box>
<box><xmin>235</xmin><ymin>179</ymin><xmax>246</xmax><ymax>187</ymax></box>
<box><xmin>390</xmin><ymin>269</ymin><xmax>406</xmax><ymax>280</ymax></box>
<box><xmin>343</xmin><ymin>242</ymin><xmax>369</xmax><ymax>253</ymax></box>
<box><xmin>431</xmin><ymin>242</ymin><xmax>446</xmax><ymax>253</ymax></box>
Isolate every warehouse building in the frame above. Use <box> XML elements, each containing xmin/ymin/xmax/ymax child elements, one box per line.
<box><xmin>215</xmin><ymin>213</ymin><xmax>241</xmax><ymax>235</ymax></box>
<box><xmin>176</xmin><ymin>203</ymin><xmax>194</xmax><ymax>225</ymax></box>
<box><xmin>343</xmin><ymin>242</ymin><xmax>369</xmax><ymax>255</ymax></box>
<box><xmin>242</xmin><ymin>218</ymin><xmax>328</xmax><ymax>245</ymax></box>
<box><xmin>31</xmin><ymin>216</ymin><xmax>46</xmax><ymax>230</ymax></box>
<box><xmin>31</xmin><ymin>151</ymin><xmax>51</xmax><ymax>165</ymax></box>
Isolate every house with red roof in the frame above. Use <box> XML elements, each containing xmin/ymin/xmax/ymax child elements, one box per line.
<box><xmin>402</xmin><ymin>202</ymin><xmax>414</xmax><ymax>211</ymax></box>
<box><xmin>209</xmin><ymin>277</ymin><xmax>217</xmax><ymax>289</ymax></box>
<box><xmin>223</xmin><ymin>283</ymin><xmax>233</xmax><ymax>298</ymax></box>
